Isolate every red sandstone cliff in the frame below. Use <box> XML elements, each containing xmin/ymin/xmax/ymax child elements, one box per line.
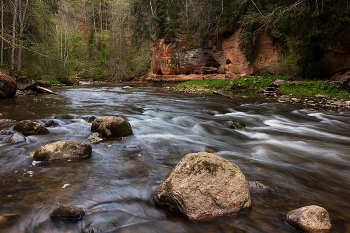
<box><xmin>137</xmin><ymin>27</ymin><xmax>350</xmax><ymax>82</ymax></box>
<box><xmin>141</xmin><ymin>29</ymin><xmax>281</xmax><ymax>82</ymax></box>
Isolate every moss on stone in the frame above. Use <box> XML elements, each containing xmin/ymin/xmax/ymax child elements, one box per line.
<box><xmin>201</xmin><ymin>161</ymin><xmax>219</xmax><ymax>176</ymax></box>
<box><xmin>37</xmin><ymin>125</ymin><xmax>49</xmax><ymax>134</ymax></box>
<box><xmin>33</xmin><ymin>150</ymin><xmax>50</xmax><ymax>161</ymax></box>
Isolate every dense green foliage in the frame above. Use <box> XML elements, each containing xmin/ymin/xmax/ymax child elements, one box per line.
<box><xmin>1</xmin><ymin>0</ymin><xmax>349</xmax><ymax>81</ymax></box>
<box><xmin>140</xmin><ymin>0</ymin><xmax>350</xmax><ymax>78</ymax></box>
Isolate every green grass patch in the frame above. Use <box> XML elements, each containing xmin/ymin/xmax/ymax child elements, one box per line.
<box><xmin>174</xmin><ymin>73</ymin><xmax>350</xmax><ymax>100</ymax></box>
<box><xmin>42</xmin><ymin>76</ymin><xmax>61</xmax><ymax>84</ymax></box>
<box><xmin>279</xmin><ymin>81</ymin><xmax>350</xmax><ymax>99</ymax></box>
<box><xmin>174</xmin><ymin>74</ymin><xmax>288</xmax><ymax>90</ymax></box>
<box><xmin>229</xmin><ymin>74</ymin><xmax>288</xmax><ymax>89</ymax></box>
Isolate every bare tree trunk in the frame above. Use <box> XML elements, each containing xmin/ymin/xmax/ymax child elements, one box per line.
<box><xmin>1</xmin><ymin>0</ymin><xmax>4</xmax><ymax>66</ymax></box>
<box><xmin>186</xmin><ymin>0</ymin><xmax>188</xmax><ymax>23</ymax></box>
<box><xmin>17</xmin><ymin>0</ymin><xmax>29</xmax><ymax>72</ymax></box>
<box><xmin>150</xmin><ymin>0</ymin><xmax>154</xmax><ymax>14</ymax></box>
<box><xmin>11</xmin><ymin>0</ymin><xmax>19</xmax><ymax>72</ymax></box>
<box><xmin>99</xmin><ymin>0</ymin><xmax>102</xmax><ymax>37</ymax></box>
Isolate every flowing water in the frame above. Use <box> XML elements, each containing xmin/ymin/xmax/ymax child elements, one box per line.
<box><xmin>0</xmin><ymin>84</ymin><xmax>350</xmax><ymax>233</ymax></box>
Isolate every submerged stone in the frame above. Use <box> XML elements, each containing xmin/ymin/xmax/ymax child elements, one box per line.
<box><xmin>91</xmin><ymin>116</ymin><xmax>132</xmax><ymax>138</ymax></box>
<box><xmin>50</xmin><ymin>205</ymin><xmax>85</xmax><ymax>221</ymax></box>
<box><xmin>154</xmin><ymin>152</ymin><xmax>251</xmax><ymax>220</ymax></box>
<box><xmin>33</xmin><ymin>140</ymin><xmax>92</xmax><ymax>162</ymax></box>
<box><xmin>13</xmin><ymin>120</ymin><xmax>49</xmax><ymax>136</ymax></box>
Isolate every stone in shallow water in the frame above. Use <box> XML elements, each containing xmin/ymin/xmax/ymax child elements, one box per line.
<box><xmin>13</xmin><ymin>120</ymin><xmax>49</xmax><ymax>136</ymax></box>
<box><xmin>91</xmin><ymin>116</ymin><xmax>132</xmax><ymax>138</ymax></box>
<box><xmin>44</xmin><ymin>120</ymin><xmax>60</xmax><ymax>127</ymax></box>
<box><xmin>87</xmin><ymin>133</ymin><xmax>103</xmax><ymax>143</ymax></box>
<box><xmin>154</xmin><ymin>152</ymin><xmax>251</xmax><ymax>220</ymax></box>
<box><xmin>5</xmin><ymin>132</ymin><xmax>26</xmax><ymax>144</ymax></box>
<box><xmin>50</xmin><ymin>205</ymin><xmax>85</xmax><ymax>221</ymax></box>
<box><xmin>33</xmin><ymin>140</ymin><xmax>92</xmax><ymax>162</ymax></box>
<box><xmin>285</xmin><ymin>205</ymin><xmax>332</xmax><ymax>232</ymax></box>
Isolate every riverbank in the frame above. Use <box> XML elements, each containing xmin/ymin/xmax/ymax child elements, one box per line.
<box><xmin>154</xmin><ymin>75</ymin><xmax>350</xmax><ymax>111</ymax></box>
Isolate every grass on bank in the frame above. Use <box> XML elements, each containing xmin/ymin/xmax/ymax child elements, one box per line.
<box><xmin>279</xmin><ymin>81</ymin><xmax>350</xmax><ymax>99</ymax></box>
<box><xmin>174</xmin><ymin>74</ymin><xmax>350</xmax><ymax>100</ymax></box>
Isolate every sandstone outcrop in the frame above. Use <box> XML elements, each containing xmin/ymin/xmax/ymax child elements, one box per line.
<box><xmin>148</xmin><ymin>29</ymin><xmax>281</xmax><ymax>82</ymax></box>
<box><xmin>285</xmin><ymin>205</ymin><xmax>332</xmax><ymax>232</ymax></box>
<box><xmin>33</xmin><ymin>140</ymin><xmax>92</xmax><ymax>162</ymax></box>
<box><xmin>50</xmin><ymin>205</ymin><xmax>85</xmax><ymax>220</ymax></box>
<box><xmin>13</xmin><ymin>120</ymin><xmax>49</xmax><ymax>136</ymax></box>
<box><xmin>154</xmin><ymin>152</ymin><xmax>251</xmax><ymax>220</ymax></box>
<box><xmin>91</xmin><ymin>116</ymin><xmax>132</xmax><ymax>138</ymax></box>
<box><xmin>0</xmin><ymin>72</ymin><xmax>17</xmax><ymax>99</ymax></box>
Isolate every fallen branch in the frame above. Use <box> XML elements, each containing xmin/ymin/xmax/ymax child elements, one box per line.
<box><xmin>37</xmin><ymin>86</ymin><xmax>58</xmax><ymax>95</ymax></box>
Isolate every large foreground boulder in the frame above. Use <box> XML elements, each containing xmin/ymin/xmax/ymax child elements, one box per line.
<box><xmin>13</xmin><ymin>120</ymin><xmax>49</xmax><ymax>136</ymax></box>
<box><xmin>33</xmin><ymin>140</ymin><xmax>92</xmax><ymax>162</ymax></box>
<box><xmin>285</xmin><ymin>205</ymin><xmax>332</xmax><ymax>232</ymax></box>
<box><xmin>0</xmin><ymin>72</ymin><xmax>17</xmax><ymax>99</ymax></box>
<box><xmin>91</xmin><ymin>116</ymin><xmax>132</xmax><ymax>138</ymax></box>
<box><xmin>154</xmin><ymin>152</ymin><xmax>251</xmax><ymax>220</ymax></box>
<box><xmin>50</xmin><ymin>205</ymin><xmax>85</xmax><ymax>221</ymax></box>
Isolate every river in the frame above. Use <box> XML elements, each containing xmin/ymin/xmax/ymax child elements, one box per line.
<box><xmin>0</xmin><ymin>84</ymin><xmax>349</xmax><ymax>233</ymax></box>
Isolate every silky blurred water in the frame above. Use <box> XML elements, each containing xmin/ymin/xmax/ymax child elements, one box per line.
<box><xmin>0</xmin><ymin>83</ymin><xmax>349</xmax><ymax>233</ymax></box>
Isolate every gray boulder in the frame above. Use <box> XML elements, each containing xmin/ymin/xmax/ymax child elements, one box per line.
<box><xmin>91</xmin><ymin>116</ymin><xmax>132</xmax><ymax>138</ymax></box>
<box><xmin>5</xmin><ymin>132</ymin><xmax>26</xmax><ymax>144</ymax></box>
<box><xmin>285</xmin><ymin>205</ymin><xmax>332</xmax><ymax>232</ymax></box>
<box><xmin>33</xmin><ymin>140</ymin><xmax>92</xmax><ymax>162</ymax></box>
<box><xmin>13</xmin><ymin>120</ymin><xmax>49</xmax><ymax>136</ymax></box>
<box><xmin>154</xmin><ymin>152</ymin><xmax>251</xmax><ymax>220</ymax></box>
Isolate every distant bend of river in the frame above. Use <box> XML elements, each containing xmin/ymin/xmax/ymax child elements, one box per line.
<box><xmin>0</xmin><ymin>83</ymin><xmax>349</xmax><ymax>233</ymax></box>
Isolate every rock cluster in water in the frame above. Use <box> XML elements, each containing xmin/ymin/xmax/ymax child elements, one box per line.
<box><xmin>154</xmin><ymin>152</ymin><xmax>252</xmax><ymax>220</ymax></box>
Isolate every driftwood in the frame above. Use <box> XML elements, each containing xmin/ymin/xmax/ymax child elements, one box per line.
<box><xmin>37</xmin><ymin>86</ymin><xmax>58</xmax><ymax>95</ymax></box>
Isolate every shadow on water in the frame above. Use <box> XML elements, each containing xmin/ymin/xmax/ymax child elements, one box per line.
<box><xmin>0</xmin><ymin>83</ymin><xmax>349</xmax><ymax>232</ymax></box>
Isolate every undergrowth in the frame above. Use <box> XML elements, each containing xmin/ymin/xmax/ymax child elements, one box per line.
<box><xmin>279</xmin><ymin>81</ymin><xmax>350</xmax><ymax>99</ymax></box>
<box><xmin>174</xmin><ymin>74</ymin><xmax>350</xmax><ymax>100</ymax></box>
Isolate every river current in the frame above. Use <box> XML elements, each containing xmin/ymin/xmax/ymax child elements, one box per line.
<box><xmin>0</xmin><ymin>84</ymin><xmax>349</xmax><ymax>233</ymax></box>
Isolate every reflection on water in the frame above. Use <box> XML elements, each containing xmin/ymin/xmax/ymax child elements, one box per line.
<box><xmin>0</xmin><ymin>83</ymin><xmax>350</xmax><ymax>232</ymax></box>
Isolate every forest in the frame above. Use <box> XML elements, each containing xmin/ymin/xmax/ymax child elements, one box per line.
<box><xmin>1</xmin><ymin>0</ymin><xmax>350</xmax><ymax>82</ymax></box>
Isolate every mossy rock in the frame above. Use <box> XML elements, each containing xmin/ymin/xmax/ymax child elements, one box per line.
<box><xmin>33</xmin><ymin>140</ymin><xmax>92</xmax><ymax>162</ymax></box>
<box><xmin>154</xmin><ymin>152</ymin><xmax>251</xmax><ymax>220</ymax></box>
<box><xmin>91</xmin><ymin>116</ymin><xmax>132</xmax><ymax>138</ymax></box>
<box><xmin>13</xmin><ymin>120</ymin><xmax>49</xmax><ymax>136</ymax></box>
<box><xmin>50</xmin><ymin>205</ymin><xmax>85</xmax><ymax>221</ymax></box>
